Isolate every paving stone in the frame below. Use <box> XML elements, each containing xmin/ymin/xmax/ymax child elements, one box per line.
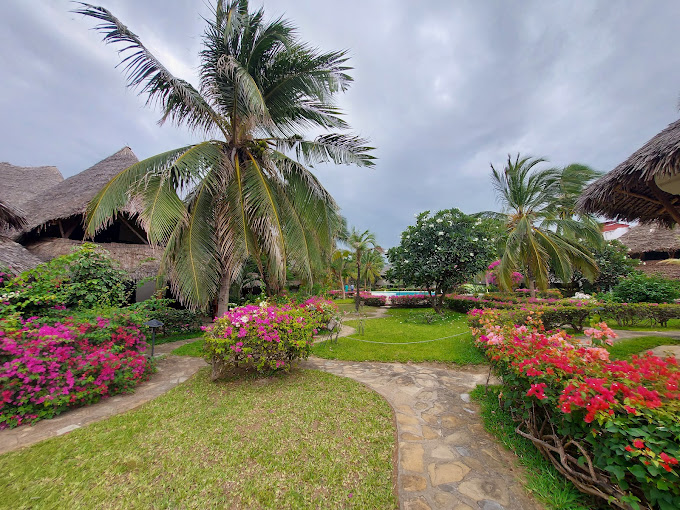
<box><xmin>404</xmin><ymin>498</ymin><xmax>431</xmax><ymax>510</ymax></box>
<box><xmin>452</xmin><ymin>505</ymin><xmax>475</xmax><ymax>510</ymax></box>
<box><xmin>444</xmin><ymin>431</ymin><xmax>470</xmax><ymax>445</ymax></box>
<box><xmin>458</xmin><ymin>479</ymin><xmax>510</xmax><ymax>505</ymax></box>
<box><xmin>422</xmin><ymin>425</ymin><xmax>440</xmax><ymax>439</ymax></box>
<box><xmin>397</xmin><ymin>404</ymin><xmax>415</xmax><ymax>415</ymax></box>
<box><xmin>431</xmin><ymin>445</ymin><xmax>456</xmax><ymax>460</ymax></box>
<box><xmin>460</xmin><ymin>393</ymin><xmax>471</xmax><ymax>403</ymax></box>
<box><xmin>419</xmin><ymin>391</ymin><xmax>436</xmax><ymax>401</ymax></box>
<box><xmin>422</xmin><ymin>413</ymin><xmax>439</xmax><ymax>425</ymax></box>
<box><xmin>428</xmin><ymin>462</ymin><xmax>471</xmax><ymax>486</ymax></box>
<box><xmin>414</xmin><ymin>402</ymin><xmax>430</xmax><ymax>411</ymax></box>
<box><xmin>402</xmin><ymin>474</ymin><xmax>428</xmax><ymax>492</ymax></box>
<box><xmin>397</xmin><ymin>413</ymin><xmax>420</xmax><ymax>426</ymax></box>
<box><xmin>401</xmin><ymin>443</ymin><xmax>425</xmax><ymax>472</ymax></box>
<box><xmin>480</xmin><ymin>500</ymin><xmax>506</xmax><ymax>510</ymax></box>
<box><xmin>441</xmin><ymin>414</ymin><xmax>462</xmax><ymax>428</ymax></box>
<box><xmin>433</xmin><ymin>491</ymin><xmax>459</xmax><ymax>507</ymax></box>
<box><xmin>401</xmin><ymin>432</ymin><xmax>424</xmax><ymax>441</ymax></box>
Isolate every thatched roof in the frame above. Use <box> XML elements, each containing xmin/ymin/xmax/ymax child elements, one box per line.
<box><xmin>619</xmin><ymin>224</ymin><xmax>680</xmax><ymax>255</ymax></box>
<box><xmin>637</xmin><ymin>260</ymin><xmax>680</xmax><ymax>280</ymax></box>
<box><xmin>18</xmin><ymin>147</ymin><xmax>139</xmax><ymax>236</ymax></box>
<box><xmin>0</xmin><ymin>199</ymin><xmax>26</xmax><ymax>231</ymax></box>
<box><xmin>25</xmin><ymin>238</ymin><xmax>160</xmax><ymax>281</ymax></box>
<box><xmin>578</xmin><ymin>119</ymin><xmax>680</xmax><ymax>226</ymax></box>
<box><xmin>0</xmin><ymin>162</ymin><xmax>63</xmax><ymax>210</ymax></box>
<box><xmin>0</xmin><ymin>238</ymin><xmax>43</xmax><ymax>274</ymax></box>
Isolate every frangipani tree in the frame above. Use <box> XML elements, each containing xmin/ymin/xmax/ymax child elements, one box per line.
<box><xmin>76</xmin><ymin>1</ymin><xmax>374</xmax><ymax>313</ymax></box>
<box><xmin>387</xmin><ymin>209</ymin><xmax>496</xmax><ymax>312</ymax></box>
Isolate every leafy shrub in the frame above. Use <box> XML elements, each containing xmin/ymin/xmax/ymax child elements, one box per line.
<box><xmin>389</xmin><ymin>294</ymin><xmax>431</xmax><ymax>308</ymax></box>
<box><xmin>613</xmin><ymin>272</ymin><xmax>680</xmax><ymax>304</ymax></box>
<box><xmin>204</xmin><ymin>302</ymin><xmax>327</xmax><ymax>377</ymax></box>
<box><xmin>456</xmin><ymin>283</ymin><xmax>487</xmax><ymax>294</ymax></box>
<box><xmin>128</xmin><ymin>297</ymin><xmax>204</xmax><ymax>335</ymax></box>
<box><xmin>0</xmin><ymin>244</ymin><xmax>129</xmax><ymax>317</ymax></box>
<box><xmin>0</xmin><ymin>316</ymin><xmax>151</xmax><ymax>429</ymax></box>
<box><xmin>470</xmin><ymin>308</ymin><xmax>680</xmax><ymax>509</ymax></box>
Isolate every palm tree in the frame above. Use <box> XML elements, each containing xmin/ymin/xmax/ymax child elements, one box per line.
<box><xmin>489</xmin><ymin>154</ymin><xmax>600</xmax><ymax>297</ymax></box>
<box><xmin>75</xmin><ymin>1</ymin><xmax>374</xmax><ymax>314</ymax></box>
<box><xmin>330</xmin><ymin>248</ymin><xmax>352</xmax><ymax>298</ymax></box>
<box><xmin>360</xmin><ymin>249</ymin><xmax>385</xmax><ymax>291</ymax></box>
<box><xmin>346</xmin><ymin>228</ymin><xmax>376</xmax><ymax>310</ymax></box>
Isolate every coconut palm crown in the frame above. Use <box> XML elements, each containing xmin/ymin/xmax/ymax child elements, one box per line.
<box><xmin>75</xmin><ymin>1</ymin><xmax>375</xmax><ymax>312</ymax></box>
<box><xmin>488</xmin><ymin>154</ymin><xmax>600</xmax><ymax>295</ymax></box>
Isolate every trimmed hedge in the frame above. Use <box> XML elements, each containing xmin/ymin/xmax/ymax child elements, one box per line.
<box><xmin>389</xmin><ymin>294</ymin><xmax>431</xmax><ymax>308</ymax></box>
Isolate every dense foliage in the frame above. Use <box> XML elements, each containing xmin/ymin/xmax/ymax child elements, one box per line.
<box><xmin>204</xmin><ymin>298</ymin><xmax>337</xmax><ymax>376</ymax></box>
<box><xmin>387</xmin><ymin>209</ymin><xmax>495</xmax><ymax>311</ymax></box>
<box><xmin>0</xmin><ymin>315</ymin><xmax>151</xmax><ymax>429</ymax></box>
<box><xmin>613</xmin><ymin>272</ymin><xmax>680</xmax><ymax>304</ymax></box>
<box><xmin>470</xmin><ymin>309</ymin><xmax>680</xmax><ymax>509</ymax></box>
<box><xmin>572</xmin><ymin>240</ymin><xmax>639</xmax><ymax>292</ymax></box>
<box><xmin>0</xmin><ymin>244</ymin><xmax>128</xmax><ymax>317</ymax></box>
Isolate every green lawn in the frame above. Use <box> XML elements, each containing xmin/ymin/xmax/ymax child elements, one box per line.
<box><xmin>0</xmin><ymin>369</ymin><xmax>396</xmax><ymax>510</ymax></box>
<box><xmin>155</xmin><ymin>330</ymin><xmax>203</xmax><ymax>345</ymax></box>
<box><xmin>313</xmin><ymin>308</ymin><xmax>484</xmax><ymax>364</ymax></box>
<box><xmin>607</xmin><ymin>336</ymin><xmax>680</xmax><ymax>360</ymax></box>
<box><xmin>470</xmin><ymin>385</ymin><xmax>595</xmax><ymax>510</ymax></box>
<box><xmin>172</xmin><ymin>338</ymin><xmax>205</xmax><ymax>357</ymax></box>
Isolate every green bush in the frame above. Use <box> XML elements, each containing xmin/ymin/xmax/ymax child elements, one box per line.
<box><xmin>128</xmin><ymin>297</ymin><xmax>204</xmax><ymax>335</ymax></box>
<box><xmin>613</xmin><ymin>272</ymin><xmax>680</xmax><ymax>303</ymax></box>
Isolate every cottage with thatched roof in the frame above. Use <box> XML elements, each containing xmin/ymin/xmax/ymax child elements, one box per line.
<box><xmin>619</xmin><ymin>224</ymin><xmax>680</xmax><ymax>279</ymax></box>
<box><xmin>0</xmin><ymin>162</ymin><xmax>64</xmax><ymax>210</ymax></box>
<box><xmin>1</xmin><ymin>148</ymin><xmax>161</xmax><ymax>299</ymax></box>
<box><xmin>579</xmin><ymin>119</ymin><xmax>680</xmax><ymax>226</ymax></box>
<box><xmin>0</xmin><ymin>197</ymin><xmax>41</xmax><ymax>275</ymax></box>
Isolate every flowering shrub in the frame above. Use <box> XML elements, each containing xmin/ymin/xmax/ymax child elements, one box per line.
<box><xmin>389</xmin><ymin>294</ymin><xmax>430</xmax><ymax>308</ymax></box>
<box><xmin>359</xmin><ymin>293</ymin><xmax>387</xmax><ymax>307</ymax></box>
<box><xmin>204</xmin><ymin>301</ymin><xmax>330</xmax><ymax>377</ymax></box>
<box><xmin>470</xmin><ymin>308</ymin><xmax>680</xmax><ymax>509</ymax></box>
<box><xmin>0</xmin><ymin>316</ymin><xmax>151</xmax><ymax>429</ymax></box>
<box><xmin>485</xmin><ymin>260</ymin><xmax>523</xmax><ymax>286</ymax></box>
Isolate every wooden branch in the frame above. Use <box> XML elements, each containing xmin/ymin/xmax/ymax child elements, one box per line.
<box><xmin>58</xmin><ymin>220</ymin><xmax>65</xmax><ymax>238</ymax></box>
<box><xmin>614</xmin><ymin>187</ymin><xmax>663</xmax><ymax>206</ymax></box>
<box><xmin>648</xmin><ymin>179</ymin><xmax>680</xmax><ymax>225</ymax></box>
<box><xmin>118</xmin><ymin>215</ymin><xmax>148</xmax><ymax>244</ymax></box>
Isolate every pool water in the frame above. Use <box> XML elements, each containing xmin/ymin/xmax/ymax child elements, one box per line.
<box><xmin>369</xmin><ymin>291</ymin><xmax>428</xmax><ymax>297</ymax></box>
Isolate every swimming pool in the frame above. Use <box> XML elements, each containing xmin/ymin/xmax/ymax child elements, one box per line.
<box><xmin>369</xmin><ymin>291</ymin><xmax>429</xmax><ymax>297</ymax></box>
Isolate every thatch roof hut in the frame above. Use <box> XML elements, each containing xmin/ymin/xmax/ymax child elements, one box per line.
<box><xmin>0</xmin><ymin>238</ymin><xmax>43</xmax><ymax>275</ymax></box>
<box><xmin>619</xmin><ymin>224</ymin><xmax>680</xmax><ymax>257</ymax></box>
<box><xmin>578</xmin><ymin>119</ymin><xmax>680</xmax><ymax>226</ymax></box>
<box><xmin>0</xmin><ymin>162</ymin><xmax>63</xmax><ymax>210</ymax></box>
<box><xmin>17</xmin><ymin>147</ymin><xmax>140</xmax><ymax>239</ymax></box>
<box><xmin>25</xmin><ymin>238</ymin><xmax>160</xmax><ymax>282</ymax></box>
<box><xmin>0</xmin><ymin>200</ymin><xmax>26</xmax><ymax>232</ymax></box>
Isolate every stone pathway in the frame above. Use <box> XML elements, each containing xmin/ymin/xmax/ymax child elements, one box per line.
<box><xmin>0</xmin><ymin>355</ymin><xmax>207</xmax><ymax>454</ymax></box>
<box><xmin>611</xmin><ymin>329</ymin><xmax>680</xmax><ymax>341</ymax></box>
<box><xmin>303</xmin><ymin>357</ymin><xmax>543</xmax><ymax>510</ymax></box>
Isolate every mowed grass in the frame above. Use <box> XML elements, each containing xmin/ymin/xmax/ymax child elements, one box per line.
<box><xmin>0</xmin><ymin>369</ymin><xmax>396</xmax><ymax>510</ymax></box>
<box><xmin>155</xmin><ymin>330</ymin><xmax>203</xmax><ymax>345</ymax></box>
<box><xmin>607</xmin><ymin>335</ymin><xmax>680</xmax><ymax>360</ymax></box>
<box><xmin>313</xmin><ymin>308</ymin><xmax>484</xmax><ymax>364</ymax></box>
<box><xmin>172</xmin><ymin>338</ymin><xmax>205</xmax><ymax>357</ymax></box>
<box><xmin>470</xmin><ymin>385</ymin><xmax>595</xmax><ymax>510</ymax></box>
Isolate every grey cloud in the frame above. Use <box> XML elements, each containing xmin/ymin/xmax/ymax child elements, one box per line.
<box><xmin>2</xmin><ymin>0</ymin><xmax>680</xmax><ymax>248</ymax></box>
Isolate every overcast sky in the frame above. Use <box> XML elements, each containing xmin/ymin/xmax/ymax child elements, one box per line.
<box><xmin>3</xmin><ymin>0</ymin><xmax>680</xmax><ymax>247</ymax></box>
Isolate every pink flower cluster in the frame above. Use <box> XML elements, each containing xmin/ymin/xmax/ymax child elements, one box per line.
<box><xmin>584</xmin><ymin>322</ymin><xmax>618</xmax><ymax>346</ymax></box>
<box><xmin>1</xmin><ymin>316</ymin><xmax>150</xmax><ymax>429</ymax></box>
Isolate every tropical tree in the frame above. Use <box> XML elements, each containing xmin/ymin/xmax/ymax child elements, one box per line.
<box><xmin>387</xmin><ymin>209</ymin><xmax>496</xmax><ymax>312</ymax></box>
<box><xmin>360</xmin><ymin>249</ymin><xmax>385</xmax><ymax>290</ymax></box>
<box><xmin>346</xmin><ymin>228</ymin><xmax>376</xmax><ymax>310</ymax></box>
<box><xmin>488</xmin><ymin>154</ymin><xmax>600</xmax><ymax>297</ymax></box>
<box><xmin>330</xmin><ymin>248</ymin><xmax>352</xmax><ymax>298</ymax></box>
<box><xmin>76</xmin><ymin>1</ymin><xmax>374</xmax><ymax>314</ymax></box>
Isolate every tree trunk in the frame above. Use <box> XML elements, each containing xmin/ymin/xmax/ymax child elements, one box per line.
<box><xmin>339</xmin><ymin>275</ymin><xmax>346</xmax><ymax>299</ymax></box>
<box><xmin>529</xmin><ymin>279</ymin><xmax>536</xmax><ymax>299</ymax></box>
<box><xmin>355</xmin><ymin>258</ymin><xmax>361</xmax><ymax>311</ymax></box>
<box><xmin>216</xmin><ymin>273</ymin><xmax>231</xmax><ymax>318</ymax></box>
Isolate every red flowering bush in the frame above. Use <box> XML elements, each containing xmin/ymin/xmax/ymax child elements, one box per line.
<box><xmin>204</xmin><ymin>300</ymin><xmax>333</xmax><ymax>377</ymax></box>
<box><xmin>0</xmin><ymin>316</ymin><xmax>151</xmax><ymax>429</ymax></box>
<box><xmin>389</xmin><ymin>294</ymin><xmax>431</xmax><ymax>308</ymax></box>
<box><xmin>470</xmin><ymin>308</ymin><xmax>680</xmax><ymax>509</ymax></box>
<box><xmin>359</xmin><ymin>293</ymin><xmax>387</xmax><ymax>307</ymax></box>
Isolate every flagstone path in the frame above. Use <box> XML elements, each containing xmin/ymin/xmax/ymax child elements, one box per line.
<box><xmin>303</xmin><ymin>358</ymin><xmax>544</xmax><ymax>510</ymax></box>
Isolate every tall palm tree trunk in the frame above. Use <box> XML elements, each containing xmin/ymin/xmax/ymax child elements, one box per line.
<box><xmin>216</xmin><ymin>273</ymin><xmax>231</xmax><ymax>317</ymax></box>
<box><xmin>340</xmin><ymin>275</ymin><xmax>346</xmax><ymax>299</ymax></box>
<box><xmin>355</xmin><ymin>259</ymin><xmax>361</xmax><ymax>311</ymax></box>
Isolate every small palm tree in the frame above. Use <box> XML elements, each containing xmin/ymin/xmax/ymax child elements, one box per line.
<box><xmin>330</xmin><ymin>249</ymin><xmax>352</xmax><ymax>298</ymax></box>
<box><xmin>360</xmin><ymin>249</ymin><xmax>385</xmax><ymax>291</ymax></box>
<box><xmin>346</xmin><ymin>228</ymin><xmax>376</xmax><ymax>310</ymax></box>
<box><xmin>76</xmin><ymin>1</ymin><xmax>374</xmax><ymax>313</ymax></box>
<box><xmin>490</xmin><ymin>154</ymin><xmax>600</xmax><ymax>297</ymax></box>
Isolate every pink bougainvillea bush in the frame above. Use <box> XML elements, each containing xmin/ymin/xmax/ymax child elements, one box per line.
<box><xmin>389</xmin><ymin>294</ymin><xmax>430</xmax><ymax>308</ymax></box>
<box><xmin>0</xmin><ymin>316</ymin><xmax>151</xmax><ymax>429</ymax></box>
<box><xmin>469</xmin><ymin>307</ymin><xmax>680</xmax><ymax>509</ymax></box>
<box><xmin>204</xmin><ymin>300</ymin><xmax>337</xmax><ymax>377</ymax></box>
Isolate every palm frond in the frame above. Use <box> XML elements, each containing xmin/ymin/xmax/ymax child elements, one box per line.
<box><xmin>275</xmin><ymin>134</ymin><xmax>376</xmax><ymax>167</ymax></box>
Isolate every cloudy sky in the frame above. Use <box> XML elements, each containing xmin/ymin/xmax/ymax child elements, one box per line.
<box><xmin>3</xmin><ymin>0</ymin><xmax>680</xmax><ymax>248</ymax></box>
